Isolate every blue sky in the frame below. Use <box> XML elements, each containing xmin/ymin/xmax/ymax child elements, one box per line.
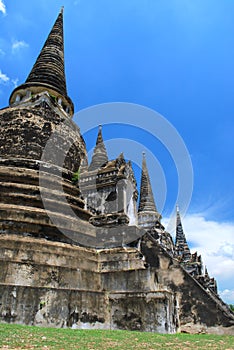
<box><xmin>0</xmin><ymin>1</ymin><xmax>234</xmax><ymax>303</ymax></box>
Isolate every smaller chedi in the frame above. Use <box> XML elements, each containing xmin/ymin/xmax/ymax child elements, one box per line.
<box><xmin>0</xmin><ymin>8</ymin><xmax>233</xmax><ymax>334</ymax></box>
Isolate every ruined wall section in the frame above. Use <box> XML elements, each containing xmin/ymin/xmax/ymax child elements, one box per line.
<box><xmin>0</xmin><ymin>234</ymin><xmax>176</xmax><ymax>333</ymax></box>
<box><xmin>141</xmin><ymin>234</ymin><xmax>234</xmax><ymax>333</ymax></box>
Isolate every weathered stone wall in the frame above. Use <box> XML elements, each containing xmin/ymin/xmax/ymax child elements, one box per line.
<box><xmin>0</xmin><ymin>234</ymin><xmax>176</xmax><ymax>333</ymax></box>
<box><xmin>0</xmin><ymin>98</ymin><xmax>93</xmax><ymax>243</ymax></box>
<box><xmin>0</xmin><ymin>100</ymin><xmax>85</xmax><ymax>172</ymax></box>
<box><xmin>0</xmin><ymin>286</ymin><xmax>176</xmax><ymax>332</ymax></box>
<box><xmin>1</xmin><ymin>233</ymin><xmax>233</xmax><ymax>334</ymax></box>
<box><xmin>141</xmin><ymin>234</ymin><xmax>234</xmax><ymax>333</ymax></box>
<box><xmin>109</xmin><ymin>291</ymin><xmax>176</xmax><ymax>332</ymax></box>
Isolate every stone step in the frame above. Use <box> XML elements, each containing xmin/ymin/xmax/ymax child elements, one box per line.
<box><xmin>0</xmin><ymin>203</ymin><xmax>93</xmax><ymax>244</ymax></box>
<box><xmin>0</xmin><ymin>193</ymin><xmax>87</xmax><ymax>220</ymax></box>
<box><xmin>0</xmin><ymin>182</ymin><xmax>84</xmax><ymax>208</ymax></box>
<box><xmin>0</xmin><ymin>168</ymin><xmax>81</xmax><ymax>197</ymax></box>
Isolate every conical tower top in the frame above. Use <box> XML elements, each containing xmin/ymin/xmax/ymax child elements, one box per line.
<box><xmin>9</xmin><ymin>9</ymin><xmax>74</xmax><ymax>116</ymax></box>
<box><xmin>89</xmin><ymin>126</ymin><xmax>108</xmax><ymax>171</ymax></box>
<box><xmin>96</xmin><ymin>125</ymin><xmax>105</xmax><ymax>144</ymax></box>
<box><xmin>175</xmin><ymin>206</ymin><xmax>191</xmax><ymax>261</ymax></box>
<box><xmin>138</xmin><ymin>153</ymin><xmax>161</xmax><ymax>228</ymax></box>
<box><xmin>138</xmin><ymin>153</ymin><xmax>158</xmax><ymax>213</ymax></box>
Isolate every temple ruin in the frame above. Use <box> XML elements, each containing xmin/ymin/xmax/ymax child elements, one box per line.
<box><xmin>0</xmin><ymin>9</ymin><xmax>233</xmax><ymax>334</ymax></box>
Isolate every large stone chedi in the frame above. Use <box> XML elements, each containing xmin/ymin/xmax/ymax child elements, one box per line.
<box><xmin>0</xmin><ymin>9</ymin><xmax>233</xmax><ymax>334</ymax></box>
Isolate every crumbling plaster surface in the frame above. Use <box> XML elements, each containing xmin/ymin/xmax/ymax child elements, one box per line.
<box><xmin>141</xmin><ymin>234</ymin><xmax>234</xmax><ymax>334</ymax></box>
<box><xmin>0</xmin><ymin>231</ymin><xmax>234</xmax><ymax>334</ymax></box>
<box><xmin>0</xmin><ymin>102</ymin><xmax>85</xmax><ymax>172</ymax></box>
<box><xmin>0</xmin><ymin>234</ymin><xmax>176</xmax><ymax>333</ymax></box>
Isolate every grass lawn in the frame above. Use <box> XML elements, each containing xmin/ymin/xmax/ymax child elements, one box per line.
<box><xmin>0</xmin><ymin>324</ymin><xmax>233</xmax><ymax>350</ymax></box>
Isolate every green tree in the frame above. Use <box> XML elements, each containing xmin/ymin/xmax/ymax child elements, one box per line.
<box><xmin>72</xmin><ymin>169</ymin><xmax>80</xmax><ymax>183</ymax></box>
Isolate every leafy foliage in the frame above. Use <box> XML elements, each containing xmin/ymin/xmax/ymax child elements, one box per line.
<box><xmin>72</xmin><ymin>169</ymin><xmax>80</xmax><ymax>183</ymax></box>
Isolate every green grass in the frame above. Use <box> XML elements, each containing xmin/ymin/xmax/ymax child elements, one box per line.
<box><xmin>0</xmin><ymin>324</ymin><xmax>233</xmax><ymax>350</ymax></box>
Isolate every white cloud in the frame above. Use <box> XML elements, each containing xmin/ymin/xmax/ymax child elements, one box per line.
<box><xmin>219</xmin><ymin>289</ymin><xmax>234</xmax><ymax>304</ymax></box>
<box><xmin>0</xmin><ymin>70</ymin><xmax>18</xmax><ymax>89</ymax></box>
<box><xmin>12</xmin><ymin>40</ymin><xmax>29</xmax><ymax>53</ymax></box>
<box><xmin>11</xmin><ymin>78</ymin><xmax>19</xmax><ymax>88</ymax></box>
<box><xmin>180</xmin><ymin>215</ymin><xmax>234</xmax><ymax>278</ymax></box>
<box><xmin>162</xmin><ymin>213</ymin><xmax>234</xmax><ymax>304</ymax></box>
<box><xmin>0</xmin><ymin>0</ymin><xmax>6</xmax><ymax>15</ymax></box>
<box><xmin>0</xmin><ymin>69</ymin><xmax>9</xmax><ymax>83</ymax></box>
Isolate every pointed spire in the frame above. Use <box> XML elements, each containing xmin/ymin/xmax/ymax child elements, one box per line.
<box><xmin>25</xmin><ymin>9</ymin><xmax>67</xmax><ymax>94</ymax></box>
<box><xmin>138</xmin><ymin>153</ymin><xmax>158</xmax><ymax>213</ymax></box>
<box><xmin>9</xmin><ymin>9</ymin><xmax>74</xmax><ymax>115</ymax></box>
<box><xmin>138</xmin><ymin>153</ymin><xmax>161</xmax><ymax>228</ymax></box>
<box><xmin>117</xmin><ymin>152</ymin><xmax>124</xmax><ymax>160</ymax></box>
<box><xmin>175</xmin><ymin>206</ymin><xmax>191</xmax><ymax>261</ymax></box>
<box><xmin>89</xmin><ymin>126</ymin><xmax>108</xmax><ymax>171</ymax></box>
